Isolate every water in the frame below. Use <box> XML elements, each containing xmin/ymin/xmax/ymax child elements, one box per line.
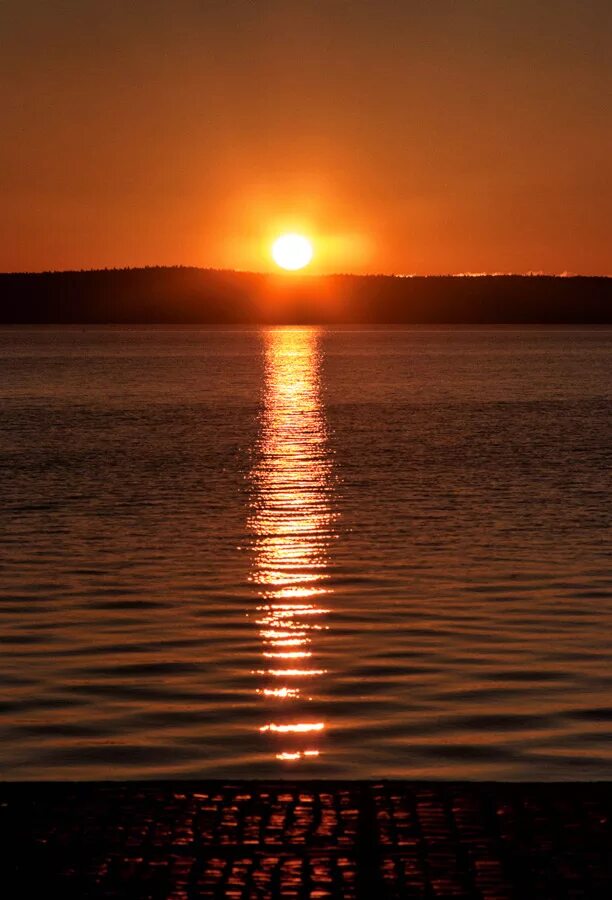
<box><xmin>0</xmin><ymin>326</ymin><xmax>611</xmax><ymax>781</ymax></box>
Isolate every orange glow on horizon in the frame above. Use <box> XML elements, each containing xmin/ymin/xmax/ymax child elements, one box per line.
<box><xmin>3</xmin><ymin>5</ymin><xmax>610</xmax><ymax>276</ymax></box>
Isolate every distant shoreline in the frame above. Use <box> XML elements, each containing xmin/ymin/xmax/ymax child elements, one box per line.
<box><xmin>1</xmin><ymin>267</ymin><xmax>610</xmax><ymax>324</ymax></box>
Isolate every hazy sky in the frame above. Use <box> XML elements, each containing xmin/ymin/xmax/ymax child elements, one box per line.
<box><xmin>1</xmin><ymin>1</ymin><xmax>610</xmax><ymax>274</ymax></box>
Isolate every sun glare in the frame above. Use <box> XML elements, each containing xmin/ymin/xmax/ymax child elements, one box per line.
<box><xmin>271</xmin><ymin>233</ymin><xmax>313</xmax><ymax>271</ymax></box>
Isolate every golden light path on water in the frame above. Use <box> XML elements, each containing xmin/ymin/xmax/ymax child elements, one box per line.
<box><xmin>248</xmin><ymin>328</ymin><xmax>335</xmax><ymax>765</ymax></box>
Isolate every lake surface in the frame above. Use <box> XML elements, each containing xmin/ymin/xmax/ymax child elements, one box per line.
<box><xmin>1</xmin><ymin>326</ymin><xmax>611</xmax><ymax>780</ymax></box>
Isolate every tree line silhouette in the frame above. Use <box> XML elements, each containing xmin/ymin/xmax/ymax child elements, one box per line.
<box><xmin>0</xmin><ymin>267</ymin><xmax>610</xmax><ymax>323</ymax></box>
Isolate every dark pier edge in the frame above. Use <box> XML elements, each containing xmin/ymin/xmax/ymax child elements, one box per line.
<box><xmin>3</xmin><ymin>779</ymin><xmax>612</xmax><ymax>898</ymax></box>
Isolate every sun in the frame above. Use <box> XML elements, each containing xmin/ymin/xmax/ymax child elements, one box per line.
<box><xmin>271</xmin><ymin>233</ymin><xmax>313</xmax><ymax>271</ymax></box>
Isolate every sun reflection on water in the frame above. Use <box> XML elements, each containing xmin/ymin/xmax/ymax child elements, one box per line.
<box><xmin>248</xmin><ymin>328</ymin><xmax>336</xmax><ymax>764</ymax></box>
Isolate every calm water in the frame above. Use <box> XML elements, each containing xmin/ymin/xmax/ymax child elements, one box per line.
<box><xmin>1</xmin><ymin>326</ymin><xmax>611</xmax><ymax>780</ymax></box>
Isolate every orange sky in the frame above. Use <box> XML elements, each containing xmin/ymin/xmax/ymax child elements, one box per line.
<box><xmin>1</xmin><ymin>1</ymin><xmax>610</xmax><ymax>275</ymax></box>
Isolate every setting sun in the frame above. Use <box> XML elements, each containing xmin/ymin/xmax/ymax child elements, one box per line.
<box><xmin>272</xmin><ymin>233</ymin><xmax>313</xmax><ymax>271</ymax></box>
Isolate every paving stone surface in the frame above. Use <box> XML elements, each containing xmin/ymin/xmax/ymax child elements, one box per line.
<box><xmin>2</xmin><ymin>781</ymin><xmax>612</xmax><ymax>898</ymax></box>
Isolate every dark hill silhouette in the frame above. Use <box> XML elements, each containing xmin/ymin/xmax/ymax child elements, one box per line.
<box><xmin>0</xmin><ymin>267</ymin><xmax>610</xmax><ymax>324</ymax></box>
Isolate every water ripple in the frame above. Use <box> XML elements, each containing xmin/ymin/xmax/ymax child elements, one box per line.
<box><xmin>0</xmin><ymin>326</ymin><xmax>611</xmax><ymax>779</ymax></box>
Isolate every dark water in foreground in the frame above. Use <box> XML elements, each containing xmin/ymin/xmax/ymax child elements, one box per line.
<box><xmin>0</xmin><ymin>326</ymin><xmax>610</xmax><ymax>780</ymax></box>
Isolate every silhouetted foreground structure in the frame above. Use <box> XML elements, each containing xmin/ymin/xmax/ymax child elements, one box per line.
<box><xmin>4</xmin><ymin>781</ymin><xmax>612</xmax><ymax>898</ymax></box>
<box><xmin>1</xmin><ymin>268</ymin><xmax>611</xmax><ymax>323</ymax></box>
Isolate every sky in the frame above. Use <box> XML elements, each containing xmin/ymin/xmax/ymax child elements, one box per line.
<box><xmin>1</xmin><ymin>0</ymin><xmax>610</xmax><ymax>275</ymax></box>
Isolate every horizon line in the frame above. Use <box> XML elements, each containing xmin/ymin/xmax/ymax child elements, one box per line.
<box><xmin>2</xmin><ymin>266</ymin><xmax>611</xmax><ymax>279</ymax></box>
